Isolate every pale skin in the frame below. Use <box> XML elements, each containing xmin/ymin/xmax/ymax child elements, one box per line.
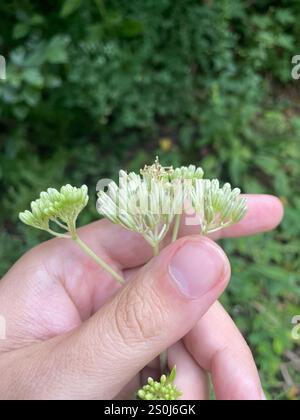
<box><xmin>0</xmin><ymin>195</ymin><xmax>283</xmax><ymax>400</ymax></box>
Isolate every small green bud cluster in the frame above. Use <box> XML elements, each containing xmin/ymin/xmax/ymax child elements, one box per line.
<box><xmin>19</xmin><ymin>185</ymin><xmax>89</xmax><ymax>236</ymax></box>
<box><xmin>137</xmin><ymin>367</ymin><xmax>182</xmax><ymax>401</ymax></box>
<box><xmin>140</xmin><ymin>157</ymin><xmax>204</xmax><ymax>183</ymax></box>
<box><xmin>169</xmin><ymin>165</ymin><xmax>204</xmax><ymax>181</ymax></box>
<box><xmin>192</xmin><ymin>179</ymin><xmax>247</xmax><ymax>234</ymax></box>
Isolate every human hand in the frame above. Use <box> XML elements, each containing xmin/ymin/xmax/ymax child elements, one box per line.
<box><xmin>0</xmin><ymin>195</ymin><xmax>283</xmax><ymax>400</ymax></box>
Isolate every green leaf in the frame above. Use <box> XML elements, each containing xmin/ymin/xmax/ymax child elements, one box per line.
<box><xmin>22</xmin><ymin>68</ymin><xmax>44</xmax><ymax>88</ymax></box>
<box><xmin>167</xmin><ymin>366</ymin><xmax>177</xmax><ymax>384</ymax></box>
<box><xmin>253</xmin><ymin>265</ymin><xmax>290</xmax><ymax>283</ymax></box>
<box><xmin>119</xmin><ymin>19</ymin><xmax>144</xmax><ymax>38</ymax></box>
<box><xmin>13</xmin><ymin>23</ymin><xmax>30</xmax><ymax>40</ymax></box>
<box><xmin>60</xmin><ymin>0</ymin><xmax>82</xmax><ymax>17</ymax></box>
<box><xmin>45</xmin><ymin>36</ymin><xmax>70</xmax><ymax>64</ymax></box>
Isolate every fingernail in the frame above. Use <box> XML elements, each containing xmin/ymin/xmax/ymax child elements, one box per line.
<box><xmin>169</xmin><ymin>240</ymin><xmax>227</xmax><ymax>299</ymax></box>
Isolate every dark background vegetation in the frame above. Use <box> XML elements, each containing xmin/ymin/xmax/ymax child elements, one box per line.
<box><xmin>0</xmin><ymin>0</ymin><xmax>300</xmax><ymax>400</ymax></box>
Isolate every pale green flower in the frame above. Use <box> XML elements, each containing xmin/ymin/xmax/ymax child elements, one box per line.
<box><xmin>19</xmin><ymin>185</ymin><xmax>89</xmax><ymax>237</ymax></box>
<box><xmin>140</xmin><ymin>157</ymin><xmax>204</xmax><ymax>183</ymax></box>
<box><xmin>97</xmin><ymin>171</ymin><xmax>184</xmax><ymax>250</ymax></box>
<box><xmin>137</xmin><ymin>367</ymin><xmax>182</xmax><ymax>400</ymax></box>
<box><xmin>191</xmin><ymin>179</ymin><xmax>247</xmax><ymax>234</ymax></box>
<box><xmin>19</xmin><ymin>184</ymin><xmax>124</xmax><ymax>284</ymax></box>
<box><xmin>97</xmin><ymin>158</ymin><xmax>247</xmax><ymax>249</ymax></box>
<box><xmin>169</xmin><ymin>164</ymin><xmax>204</xmax><ymax>181</ymax></box>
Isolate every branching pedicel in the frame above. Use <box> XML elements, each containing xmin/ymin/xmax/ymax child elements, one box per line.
<box><xmin>19</xmin><ymin>159</ymin><xmax>247</xmax><ymax>400</ymax></box>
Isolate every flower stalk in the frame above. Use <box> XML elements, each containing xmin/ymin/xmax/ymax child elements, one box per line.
<box><xmin>171</xmin><ymin>214</ymin><xmax>181</xmax><ymax>243</ymax></box>
<box><xmin>73</xmin><ymin>236</ymin><xmax>124</xmax><ymax>284</ymax></box>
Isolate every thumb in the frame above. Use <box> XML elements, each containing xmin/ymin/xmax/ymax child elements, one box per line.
<box><xmin>52</xmin><ymin>236</ymin><xmax>230</xmax><ymax>399</ymax></box>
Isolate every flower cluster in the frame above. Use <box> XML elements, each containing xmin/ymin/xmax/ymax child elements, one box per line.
<box><xmin>137</xmin><ymin>367</ymin><xmax>182</xmax><ymax>400</ymax></box>
<box><xmin>140</xmin><ymin>157</ymin><xmax>204</xmax><ymax>182</ymax></box>
<box><xmin>191</xmin><ymin>179</ymin><xmax>247</xmax><ymax>234</ymax></box>
<box><xmin>19</xmin><ymin>185</ymin><xmax>89</xmax><ymax>237</ymax></box>
<box><xmin>97</xmin><ymin>158</ymin><xmax>247</xmax><ymax>250</ymax></box>
<box><xmin>97</xmin><ymin>170</ymin><xmax>187</xmax><ymax>249</ymax></box>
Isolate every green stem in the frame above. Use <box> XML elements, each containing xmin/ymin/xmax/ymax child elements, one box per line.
<box><xmin>153</xmin><ymin>243</ymin><xmax>160</xmax><ymax>256</ymax></box>
<box><xmin>152</xmin><ymin>241</ymin><xmax>168</xmax><ymax>375</ymax></box>
<box><xmin>160</xmin><ymin>350</ymin><xmax>168</xmax><ymax>376</ymax></box>
<box><xmin>47</xmin><ymin>229</ymin><xmax>71</xmax><ymax>239</ymax></box>
<box><xmin>52</xmin><ymin>219</ymin><xmax>69</xmax><ymax>231</ymax></box>
<box><xmin>151</xmin><ymin>240</ymin><xmax>168</xmax><ymax>375</ymax></box>
<box><xmin>207</xmin><ymin>221</ymin><xmax>232</xmax><ymax>235</ymax></box>
<box><xmin>171</xmin><ymin>214</ymin><xmax>181</xmax><ymax>243</ymax></box>
<box><xmin>74</xmin><ymin>236</ymin><xmax>125</xmax><ymax>285</ymax></box>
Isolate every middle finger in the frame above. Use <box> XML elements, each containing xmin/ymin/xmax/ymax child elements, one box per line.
<box><xmin>184</xmin><ymin>301</ymin><xmax>264</xmax><ymax>400</ymax></box>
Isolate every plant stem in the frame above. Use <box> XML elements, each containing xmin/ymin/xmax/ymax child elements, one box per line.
<box><xmin>171</xmin><ymin>214</ymin><xmax>181</xmax><ymax>242</ymax></box>
<box><xmin>52</xmin><ymin>219</ymin><xmax>69</xmax><ymax>231</ymax></box>
<box><xmin>160</xmin><ymin>350</ymin><xmax>168</xmax><ymax>376</ymax></box>
<box><xmin>152</xmin><ymin>241</ymin><xmax>168</xmax><ymax>375</ymax></box>
<box><xmin>207</xmin><ymin>221</ymin><xmax>232</xmax><ymax>234</ymax></box>
<box><xmin>47</xmin><ymin>229</ymin><xmax>71</xmax><ymax>239</ymax></box>
<box><xmin>152</xmin><ymin>240</ymin><xmax>168</xmax><ymax>375</ymax></box>
<box><xmin>74</xmin><ymin>236</ymin><xmax>125</xmax><ymax>284</ymax></box>
<box><xmin>153</xmin><ymin>243</ymin><xmax>160</xmax><ymax>256</ymax></box>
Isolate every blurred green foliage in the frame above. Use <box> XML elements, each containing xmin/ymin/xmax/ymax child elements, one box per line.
<box><xmin>0</xmin><ymin>0</ymin><xmax>300</xmax><ymax>400</ymax></box>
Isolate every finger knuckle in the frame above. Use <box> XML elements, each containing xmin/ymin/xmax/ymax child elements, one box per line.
<box><xmin>114</xmin><ymin>285</ymin><xmax>167</xmax><ymax>345</ymax></box>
